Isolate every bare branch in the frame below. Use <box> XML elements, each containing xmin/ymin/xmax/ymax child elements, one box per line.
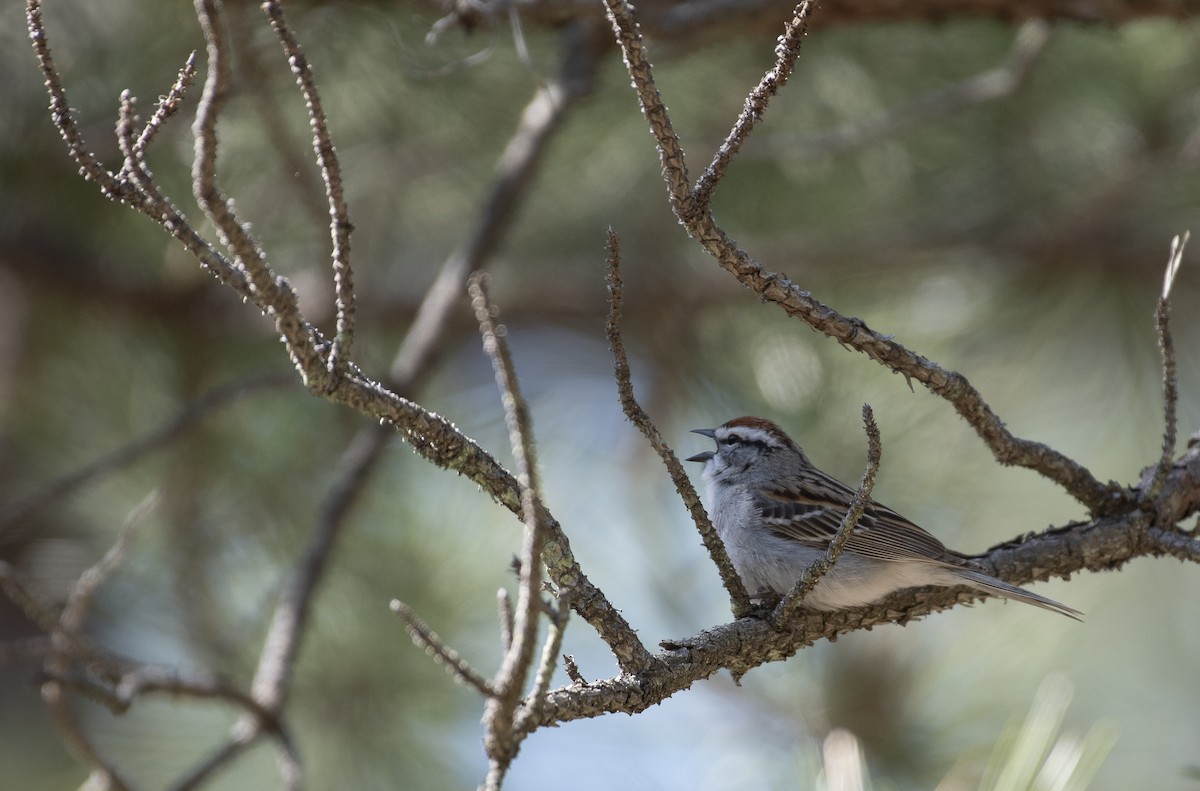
<box><xmin>515</xmin><ymin>592</ymin><xmax>572</xmax><ymax>736</ymax></box>
<box><xmin>771</xmin><ymin>404</ymin><xmax>881</xmax><ymax>627</ymax></box>
<box><xmin>603</xmin><ymin>0</ymin><xmax>1116</xmax><ymax>513</ymax></box>
<box><xmin>27</xmin><ymin>0</ymin><xmax>256</xmax><ymax>301</ymax></box>
<box><xmin>250</xmin><ymin>425</ymin><xmax>388</xmax><ymax>711</ymax></box>
<box><xmin>135</xmin><ymin>51</ymin><xmax>200</xmax><ymax>156</ymax></box>
<box><xmin>29</xmin><ymin>0</ymin><xmax>654</xmax><ymax>678</ymax></box>
<box><xmin>389</xmin><ymin>20</ymin><xmax>599</xmax><ymax>387</ymax></box>
<box><xmin>602</xmin><ymin>0</ymin><xmax>694</xmax><ymax>219</ymax></box>
<box><xmin>1148</xmin><ymin>232</ymin><xmax>1188</xmax><ymax>498</ymax></box>
<box><xmin>390</xmin><ymin>600</ymin><xmax>496</xmax><ymax>697</ymax></box>
<box><xmin>60</xmin><ymin>492</ymin><xmax>157</xmax><ymax>634</ymax></box>
<box><xmin>192</xmin><ymin>0</ymin><xmax>328</xmax><ymax>391</ymax></box>
<box><xmin>562</xmin><ymin>654</ymin><xmax>586</xmax><ymax>685</ymax></box>
<box><xmin>605</xmin><ymin>227</ymin><xmax>752</xmax><ymax>616</ymax></box>
<box><xmin>261</xmin><ymin>0</ymin><xmax>356</xmax><ymax>377</ymax></box>
<box><xmin>469</xmin><ymin>273</ymin><xmax>550</xmax><ymax>782</ymax></box>
<box><xmin>692</xmin><ymin>0</ymin><xmax>815</xmax><ymax>209</ymax></box>
<box><xmin>169</xmin><ymin>730</ymin><xmax>261</xmax><ymax>791</ymax></box>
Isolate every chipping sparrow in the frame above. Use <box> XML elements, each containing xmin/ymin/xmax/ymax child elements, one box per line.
<box><xmin>687</xmin><ymin>416</ymin><xmax>1081</xmax><ymax>619</ymax></box>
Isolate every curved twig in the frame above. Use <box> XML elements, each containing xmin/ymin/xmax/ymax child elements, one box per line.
<box><xmin>771</xmin><ymin>404</ymin><xmax>880</xmax><ymax>627</ymax></box>
<box><xmin>262</xmin><ymin>0</ymin><xmax>356</xmax><ymax>377</ymax></box>
<box><xmin>605</xmin><ymin>227</ymin><xmax>753</xmax><ymax>616</ymax></box>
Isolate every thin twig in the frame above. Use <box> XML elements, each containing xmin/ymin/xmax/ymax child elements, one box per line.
<box><xmin>771</xmin><ymin>404</ymin><xmax>881</xmax><ymax>627</ymax></box>
<box><xmin>192</xmin><ymin>0</ymin><xmax>328</xmax><ymax>391</ymax></box>
<box><xmin>169</xmin><ymin>729</ymin><xmax>261</xmax><ymax>791</ymax></box>
<box><xmin>40</xmin><ymin>496</ymin><xmax>160</xmax><ymax>791</ymax></box>
<box><xmin>390</xmin><ymin>600</ymin><xmax>496</xmax><ymax>697</ymax></box>
<box><xmin>515</xmin><ymin>591</ymin><xmax>572</xmax><ymax>735</ymax></box>
<box><xmin>262</xmin><ymin>0</ymin><xmax>356</xmax><ymax>378</ymax></box>
<box><xmin>469</xmin><ymin>273</ymin><xmax>549</xmax><ymax>783</ymax></box>
<box><xmin>27</xmin><ymin>0</ymin><xmax>255</xmax><ymax>303</ymax></box>
<box><xmin>136</xmin><ymin>51</ymin><xmax>200</xmax><ymax>156</ymax></box>
<box><xmin>562</xmin><ymin>654</ymin><xmax>586</xmax><ymax>685</ymax></box>
<box><xmin>691</xmin><ymin>0</ymin><xmax>815</xmax><ymax>209</ymax></box>
<box><xmin>1148</xmin><ymin>232</ymin><xmax>1188</xmax><ymax>499</ymax></box>
<box><xmin>605</xmin><ymin>227</ymin><xmax>753</xmax><ymax>616</ymax></box>
<box><xmin>60</xmin><ymin>492</ymin><xmax>157</xmax><ymax>634</ymax></box>
<box><xmin>26</xmin><ymin>0</ymin><xmax>123</xmax><ymax>192</ymax></box>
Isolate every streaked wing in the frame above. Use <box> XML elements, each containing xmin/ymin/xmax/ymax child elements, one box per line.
<box><xmin>755</xmin><ymin>470</ymin><xmax>954</xmax><ymax>563</ymax></box>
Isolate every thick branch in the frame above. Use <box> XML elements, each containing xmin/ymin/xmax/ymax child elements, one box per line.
<box><xmin>526</xmin><ymin>442</ymin><xmax>1200</xmax><ymax>728</ymax></box>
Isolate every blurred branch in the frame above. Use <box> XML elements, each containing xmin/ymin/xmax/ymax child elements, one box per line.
<box><xmin>249</xmin><ymin>426</ymin><xmax>385</xmax><ymax>712</ymax></box>
<box><xmin>390</xmin><ymin>19</ymin><xmax>600</xmax><ymax>386</ymax></box>
<box><xmin>0</xmin><ymin>374</ymin><xmax>291</xmax><ymax>531</ymax></box>
<box><xmin>390</xmin><ymin>600</ymin><xmax>496</xmax><ymax>696</ymax></box>
<box><xmin>771</xmin><ymin>404</ymin><xmax>880</xmax><ymax>628</ymax></box>
<box><xmin>422</xmin><ymin>0</ymin><xmax>1200</xmax><ymax>44</ymax></box>
<box><xmin>605</xmin><ymin>227</ymin><xmax>753</xmax><ymax>617</ymax></box>
<box><xmin>469</xmin><ymin>273</ymin><xmax>553</xmax><ymax>789</ymax></box>
<box><xmin>771</xmin><ymin>19</ymin><xmax>1050</xmax><ymax>160</ymax></box>
<box><xmin>41</xmin><ymin>507</ymin><xmax>146</xmax><ymax>791</ymax></box>
<box><xmin>603</xmin><ymin>0</ymin><xmax>1118</xmax><ymax>514</ymax></box>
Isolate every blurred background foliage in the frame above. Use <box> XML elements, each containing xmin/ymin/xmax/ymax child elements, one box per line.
<box><xmin>2</xmin><ymin>0</ymin><xmax>1199</xmax><ymax>789</ymax></box>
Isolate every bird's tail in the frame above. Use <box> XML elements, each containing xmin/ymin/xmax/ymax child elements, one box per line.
<box><xmin>955</xmin><ymin>569</ymin><xmax>1084</xmax><ymax>621</ymax></box>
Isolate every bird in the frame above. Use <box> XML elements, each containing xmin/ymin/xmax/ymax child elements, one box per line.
<box><xmin>687</xmin><ymin>416</ymin><xmax>1081</xmax><ymax>619</ymax></box>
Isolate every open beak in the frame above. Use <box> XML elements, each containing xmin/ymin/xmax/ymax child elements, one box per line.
<box><xmin>686</xmin><ymin>428</ymin><xmax>716</xmax><ymax>462</ymax></box>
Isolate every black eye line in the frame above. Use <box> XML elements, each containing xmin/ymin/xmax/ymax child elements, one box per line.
<box><xmin>722</xmin><ymin>433</ymin><xmax>769</xmax><ymax>451</ymax></box>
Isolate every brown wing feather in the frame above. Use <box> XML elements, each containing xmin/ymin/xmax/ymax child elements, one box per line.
<box><xmin>756</xmin><ymin>470</ymin><xmax>957</xmax><ymax>564</ymax></box>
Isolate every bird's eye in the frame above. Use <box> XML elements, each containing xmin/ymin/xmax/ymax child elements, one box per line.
<box><xmin>723</xmin><ymin>434</ymin><xmax>742</xmax><ymax>446</ymax></box>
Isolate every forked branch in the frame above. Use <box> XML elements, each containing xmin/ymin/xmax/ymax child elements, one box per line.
<box><xmin>602</xmin><ymin>0</ymin><xmax>1116</xmax><ymax>514</ymax></box>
